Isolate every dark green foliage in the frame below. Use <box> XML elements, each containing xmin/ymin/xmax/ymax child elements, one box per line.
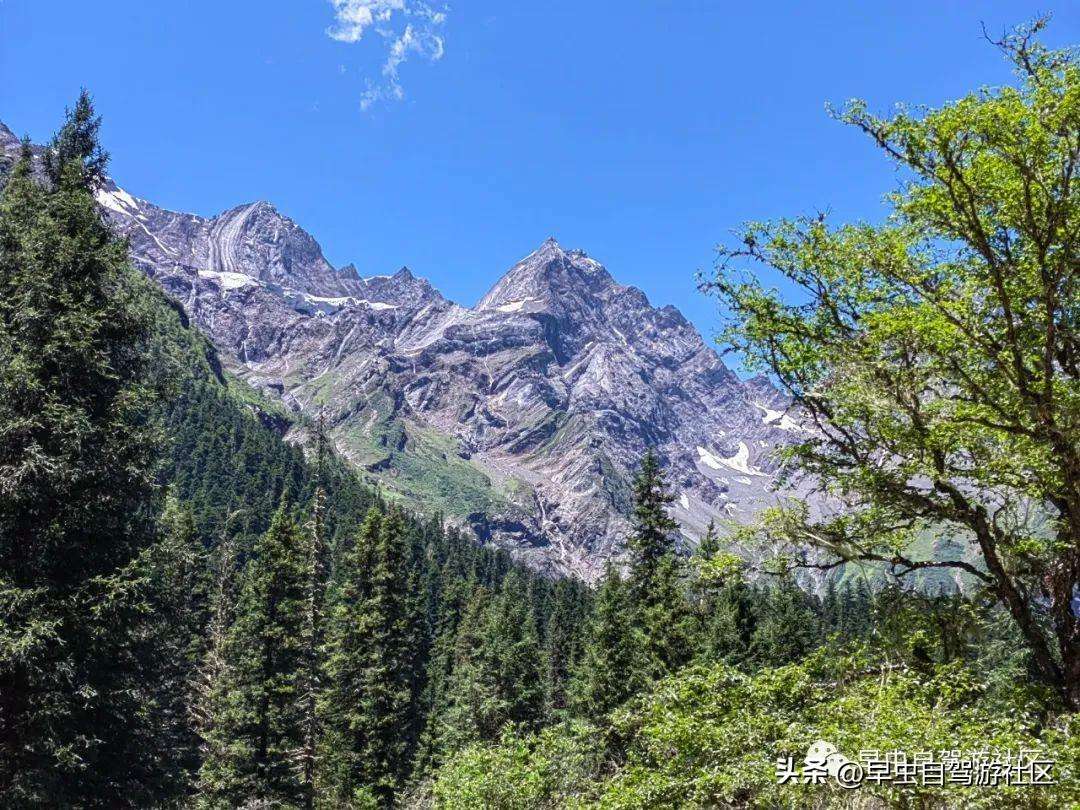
<box><xmin>161</xmin><ymin>378</ymin><xmax>376</xmax><ymax>554</ymax></box>
<box><xmin>197</xmin><ymin>503</ymin><xmax>310</xmax><ymax>807</ymax></box>
<box><xmin>696</xmin><ymin>579</ymin><xmax>757</xmax><ymax>666</ymax></box>
<box><xmin>43</xmin><ymin>89</ymin><xmax>109</xmax><ymax>190</ymax></box>
<box><xmin>624</xmin><ymin>451</ymin><xmax>692</xmax><ymax>681</ymax></box>
<box><xmin>638</xmin><ymin>553</ymin><xmax>695</xmax><ymax>677</ymax></box>
<box><xmin>192</xmin><ymin>520</ymin><xmax>241</xmax><ymax>796</ymax></box>
<box><xmin>626</xmin><ymin>450</ymin><xmax>678</xmax><ymax>602</ymax></box>
<box><xmin>542</xmin><ymin>578</ymin><xmax>589</xmax><ymax>722</ymax></box>
<box><xmin>437</xmin><ymin>571</ymin><xmax>544</xmax><ymax>757</ymax></box>
<box><xmin>145</xmin><ymin>498</ymin><xmax>211</xmax><ymax>791</ymax></box>
<box><xmin>687</xmin><ymin>531</ymin><xmax>757</xmax><ymax>666</ymax></box>
<box><xmin>571</xmin><ymin>567</ymin><xmax>643</xmax><ymax>723</ymax></box>
<box><xmin>0</xmin><ymin>96</ymin><xmax>180</xmax><ymax>806</ymax></box>
<box><xmin>319</xmin><ymin>508</ymin><xmax>421</xmax><ymax>806</ymax></box>
<box><xmin>697</xmin><ymin>520</ymin><xmax>719</xmax><ymax>559</ymax></box>
<box><xmin>436</xmin><ymin>586</ymin><xmax>495</xmax><ymax>753</ymax></box>
<box><xmin>821</xmin><ymin>578</ymin><xmax>874</xmax><ymax>640</ymax></box>
<box><xmin>748</xmin><ymin>576</ymin><xmax>821</xmax><ymax>667</ymax></box>
<box><xmin>412</xmin><ymin>575</ymin><xmax>471</xmax><ymax>777</ymax></box>
<box><xmin>483</xmin><ymin>570</ymin><xmax>544</xmax><ymax>730</ymax></box>
<box><xmin>296</xmin><ymin>425</ymin><xmax>329</xmax><ymax>809</ymax></box>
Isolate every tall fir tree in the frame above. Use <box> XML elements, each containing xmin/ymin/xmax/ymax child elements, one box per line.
<box><xmin>625</xmin><ymin>450</ymin><xmax>689</xmax><ymax>678</ymax></box>
<box><xmin>749</xmin><ymin>577</ymin><xmax>821</xmax><ymax>667</ymax></box>
<box><xmin>412</xmin><ymin>575</ymin><xmax>471</xmax><ymax>778</ymax></box>
<box><xmin>543</xmin><ymin>578</ymin><xmax>587</xmax><ymax>722</ymax></box>
<box><xmin>434</xmin><ymin>585</ymin><xmax>491</xmax><ymax>755</ymax></box>
<box><xmin>193</xmin><ymin>515</ymin><xmax>242</xmax><ymax>786</ymax></box>
<box><xmin>0</xmin><ymin>96</ymin><xmax>178</xmax><ymax>805</ymax></box>
<box><xmin>319</xmin><ymin>507</ymin><xmax>419</xmax><ymax>807</ymax></box>
<box><xmin>483</xmin><ymin>570</ymin><xmax>543</xmax><ymax>731</ymax></box>
<box><xmin>697</xmin><ymin>520</ymin><xmax>720</xmax><ymax>560</ymax></box>
<box><xmin>627</xmin><ymin>450</ymin><xmax>679</xmax><ymax>601</ymax></box>
<box><xmin>638</xmin><ymin>553</ymin><xmax>694</xmax><ymax>677</ymax></box>
<box><xmin>144</xmin><ymin>497</ymin><xmax>210</xmax><ymax>796</ymax></box>
<box><xmin>297</xmin><ymin>421</ymin><xmax>329</xmax><ymax>809</ymax></box>
<box><xmin>571</xmin><ymin>566</ymin><xmax>644</xmax><ymax>723</ymax></box>
<box><xmin>43</xmin><ymin>90</ymin><xmax>109</xmax><ymax>190</ymax></box>
<box><xmin>437</xmin><ymin>571</ymin><xmax>543</xmax><ymax>753</ymax></box>
<box><xmin>197</xmin><ymin>502</ymin><xmax>309</xmax><ymax>808</ymax></box>
<box><xmin>318</xmin><ymin>507</ymin><xmax>378</xmax><ymax>806</ymax></box>
<box><xmin>687</xmin><ymin>525</ymin><xmax>757</xmax><ymax>665</ymax></box>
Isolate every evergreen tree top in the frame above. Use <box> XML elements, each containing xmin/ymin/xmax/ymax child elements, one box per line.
<box><xmin>45</xmin><ymin>89</ymin><xmax>109</xmax><ymax>191</ymax></box>
<box><xmin>628</xmin><ymin>449</ymin><xmax>679</xmax><ymax>581</ymax></box>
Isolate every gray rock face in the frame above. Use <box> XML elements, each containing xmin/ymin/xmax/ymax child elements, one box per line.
<box><xmin>0</xmin><ymin>123</ymin><xmax>808</xmax><ymax>579</ymax></box>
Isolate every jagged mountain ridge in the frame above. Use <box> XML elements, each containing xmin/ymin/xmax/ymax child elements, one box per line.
<box><xmin>0</xmin><ymin>122</ymin><xmax>807</xmax><ymax>579</ymax></box>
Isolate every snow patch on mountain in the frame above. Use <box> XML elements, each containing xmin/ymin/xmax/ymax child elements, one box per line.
<box><xmin>697</xmin><ymin>442</ymin><xmax>766</xmax><ymax>477</ymax></box>
<box><xmin>755</xmin><ymin>402</ymin><xmax>801</xmax><ymax>432</ymax></box>
<box><xmin>495</xmin><ymin>297</ymin><xmax>540</xmax><ymax>313</ymax></box>
<box><xmin>303</xmin><ymin>294</ymin><xmax>398</xmax><ymax>311</ymax></box>
<box><xmin>94</xmin><ymin>187</ymin><xmax>140</xmax><ymax>215</ymax></box>
<box><xmin>198</xmin><ymin>269</ymin><xmax>261</xmax><ymax>290</ymax></box>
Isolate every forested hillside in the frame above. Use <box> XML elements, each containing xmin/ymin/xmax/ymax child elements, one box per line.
<box><xmin>0</xmin><ymin>102</ymin><xmax>594</xmax><ymax>806</ymax></box>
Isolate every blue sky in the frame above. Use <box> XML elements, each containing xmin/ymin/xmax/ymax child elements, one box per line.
<box><xmin>2</xmin><ymin>1</ymin><xmax>1078</xmax><ymax>352</ymax></box>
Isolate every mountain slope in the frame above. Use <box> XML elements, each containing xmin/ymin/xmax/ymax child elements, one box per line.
<box><xmin>0</xmin><ymin>123</ymin><xmax>807</xmax><ymax>579</ymax></box>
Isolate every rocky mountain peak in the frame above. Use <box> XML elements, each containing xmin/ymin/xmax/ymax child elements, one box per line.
<box><xmin>4</xmin><ymin>117</ymin><xmax>811</xmax><ymax>578</ymax></box>
<box><xmin>200</xmin><ymin>198</ymin><xmax>362</xmax><ymax>297</ymax></box>
<box><xmin>0</xmin><ymin>122</ymin><xmax>18</xmax><ymax>148</ymax></box>
<box><xmin>477</xmin><ymin>238</ymin><xmax>615</xmax><ymax>314</ymax></box>
<box><xmin>0</xmin><ymin>122</ymin><xmax>28</xmax><ymax>170</ymax></box>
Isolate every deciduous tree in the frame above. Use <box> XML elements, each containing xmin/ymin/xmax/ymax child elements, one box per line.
<box><xmin>704</xmin><ymin>20</ymin><xmax>1080</xmax><ymax>707</ymax></box>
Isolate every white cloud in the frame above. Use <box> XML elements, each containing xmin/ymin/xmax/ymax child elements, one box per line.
<box><xmin>326</xmin><ymin>0</ymin><xmax>447</xmax><ymax>111</ymax></box>
<box><xmin>326</xmin><ymin>0</ymin><xmax>405</xmax><ymax>44</ymax></box>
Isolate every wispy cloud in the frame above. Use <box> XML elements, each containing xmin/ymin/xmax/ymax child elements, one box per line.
<box><xmin>326</xmin><ymin>1</ymin><xmax>447</xmax><ymax>111</ymax></box>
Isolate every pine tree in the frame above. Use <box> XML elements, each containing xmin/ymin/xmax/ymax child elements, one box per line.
<box><xmin>197</xmin><ymin>502</ymin><xmax>309</xmax><ymax>808</ymax></box>
<box><xmin>749</xmin><ymin>578</ymin><xmax>821</xmax><ymax>667</ymax></box>
<box><xmin>297</xmin><ymin>422</ymin><xmax>329</xmax><ymax>809</ymax></box>
<box><xmin>43</xmin><ymin>89</ymin><xmax>109</xmax><ymax>190</ymax></box>
<box><xmin>851</xmin><ymin>579</ymin><xmax>873</xmax><ymax>637</ymax></box>
<box><xmin>571</xmin><ymin>566</ymin><xmax>644</xmax><ymax>723</ymax></box>
<box><xmin>625</xmin><ymin>450</ymin><xmax>688</xmax><ymax>679</ymax></box>
<box><xmin>319</xmin><ymin>507</ymin><xmax>419</xmax><ymax>807</ymax></box>
<box><xmin>687</xmin><ymin>522</ymin><xmax>717</xmax><ymax>620</ymax></box>
<box><xmin>438</xmin><ymin>571</ymin><xmax>543</xmax><ymax>753</ymax></box>
<box><xmin>484</xmin><ymin>570</ymin><xmax>543</xmax><ymax>730</ymax></box>
<box><xmin>698</xmin><ymin>520</ymin><xmax>720</xmax><ymax>560</ymax></box>
<box><xmin>822</xmin><ymin>578</ymin><xmax>841</xmax><ymax>634</ymax></box>
<box><xmin>0</xmin><ymin>96</ymin><xmax>177</xmax><ymax>805</ymax></box>
<box><xmin>639</xmin><ymin>553</ymin><xmax>693</xmax><ymax>677</ymax></box>
<box><xmin>543</xmin><ymin>578</ymin><xmax>587</xmax><ymax>722</ymax></box>
<box><xmin>839</xmin><ymin>581</ymin><xmax>860</xmax><ymax>637</ymax></box>
<box><xmin>528</xmin><ymin>575</ymin><xmax>553</xmax><ymax>647</ymax></box>
<box><xmin>145</xmin><ymin>497</ymin><xmax>210</xmax><ymax>795</ymax></box>
<box><xmin>434</xmin><ymin>585</ymin><xmax>491</xmax><ymax>754</ymax></box>
<box><xmin>699</xmin><ymin>579</ymin><xmax>757</xmax><ymax>666</ymax></box>
<box><xmin>193</xmin><ymin>515</ymin><xmax>242</xmax><ymax>785</ymax></box>
<box><xmin>411</xmin><ymin>567</ymin><xmax>477</xmax><ymax>780</ymax></box>
<box><xmin>318</xmin><ymin>508</ymin><xmax>378</xmax><ymax>805</ymax></box>
<box><xmin>627</xmin><ymin>450</ymin><xmax>679</xmax><ymax>602</ymax></box>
